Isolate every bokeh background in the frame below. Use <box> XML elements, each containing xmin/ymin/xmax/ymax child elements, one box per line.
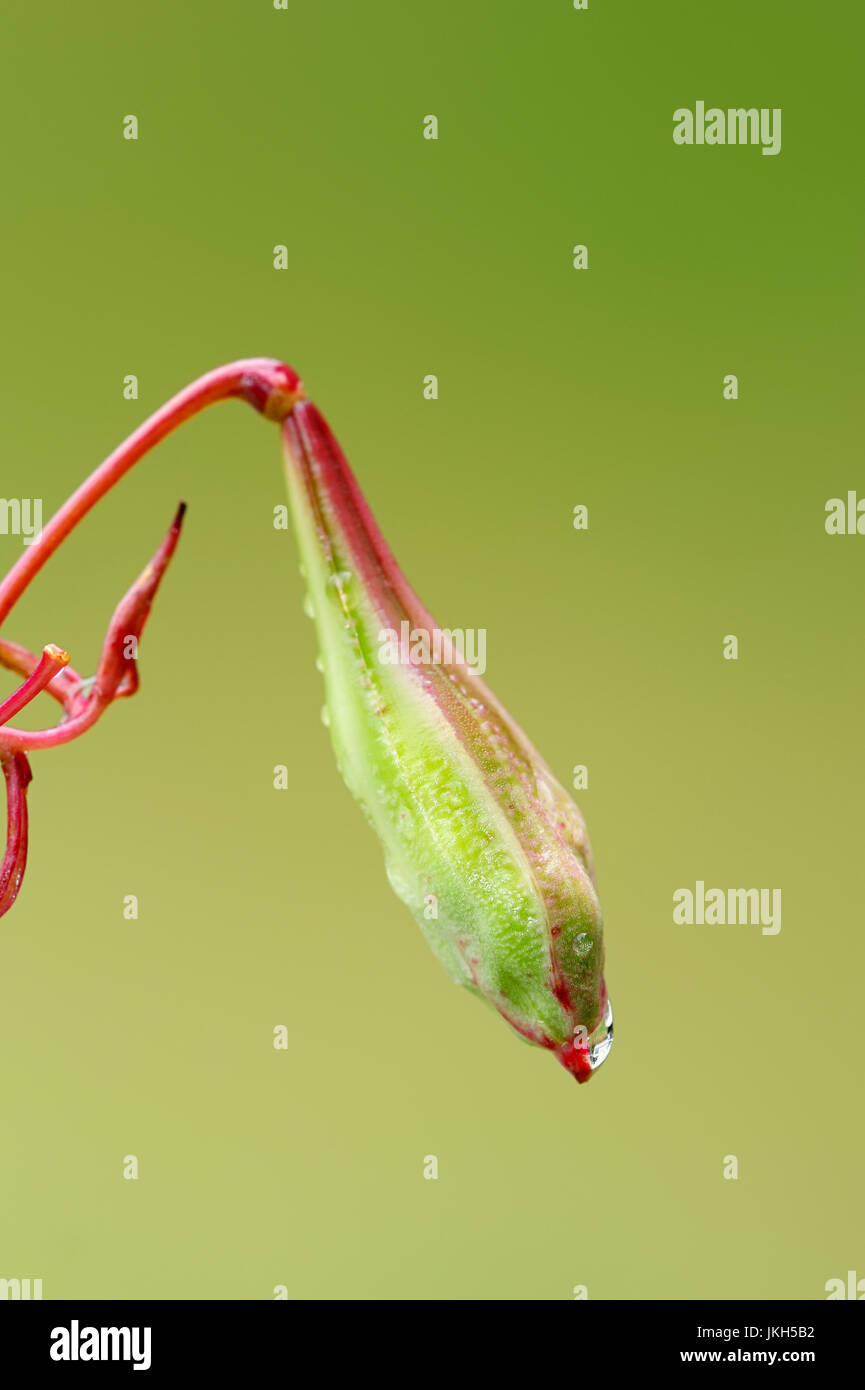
<box><xmin>0</xmin><ymin>1</ymin><xmax>861</xmax><ymax>1299</ymax></box>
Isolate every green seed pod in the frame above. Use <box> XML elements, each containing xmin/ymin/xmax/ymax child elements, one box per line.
<box><xmin>281</xmin><ymin>399</ymin><xmax>612</xmax><ymax>1083</ymax></box>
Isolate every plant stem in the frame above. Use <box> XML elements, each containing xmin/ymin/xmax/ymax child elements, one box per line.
<box><xmin>0</xmin><ymin>358</ymin><xmax>303</xmax><ymax>628</ymax></box>
<box><xmin>0</xmin><ymin>646</ymin><xmax>70</xmax><ymax>728</ymax></box>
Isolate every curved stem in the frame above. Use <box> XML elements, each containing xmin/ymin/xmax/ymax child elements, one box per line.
<box><xmin>0</xmin><ymin>690</ymin><xmax>108</xmax><ymax>752</ymax></box>
<box><xmin>0</xmin><ymin>358</ymin><xmax>304</xmax><ymax>629</ymax></box>
<box><xmin>0</xmin><ymin>359</ymin><xmax>305</xmax><ymax>920</ymax></box>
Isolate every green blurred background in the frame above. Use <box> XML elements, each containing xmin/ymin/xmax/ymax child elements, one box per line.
<box><xmin>0</xmin><ymin>1</ymin><xmax>861</xmax><ymax>1300</ymax></box>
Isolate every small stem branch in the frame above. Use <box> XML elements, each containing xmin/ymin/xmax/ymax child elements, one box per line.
<box><xmin>0</xmin><ymin>645</ymin><xmax>70</xmax><ymax>728</ymax></box>
<box><xmin>0</xmin><ymin>501</ymin><xmax>188</xmax><ymax>753</ymax></box>
<box><xmin>0</xmin><ymin>637</ymin><xmax>83</xmax><ymax>707</ymax></box>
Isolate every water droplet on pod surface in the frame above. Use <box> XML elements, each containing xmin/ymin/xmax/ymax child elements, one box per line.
<box><xmin>584</xmin><ymin>995</ymin><xmax>614</xmax><ymax>1075</ymax></box>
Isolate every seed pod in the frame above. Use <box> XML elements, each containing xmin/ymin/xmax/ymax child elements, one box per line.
<box><xmin>281</xmin><ymin>399</ymin><xmax>612</xmax><ymax>1083</ymax></box>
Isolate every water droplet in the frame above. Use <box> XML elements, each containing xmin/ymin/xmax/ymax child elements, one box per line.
<box><xmin>320</xmin><ymin>705</ymin><xmax>330</xmax><ymax>727</ymax></box>
<box><xmin>315</xmin><ymin>655</ymin><xmax>324</xmax><ymax>673</ymax></box>
<box><xmin>584</xmin><ymin>995</ymin><xmax>614</xmax><ymax>1076</ymax></box>
<box><xmin>303</xmin><ymin>593</ymin><xmax>314</xmax><ymax>619</ymax></box>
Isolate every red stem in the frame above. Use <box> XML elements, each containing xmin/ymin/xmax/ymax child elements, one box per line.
<box><xmin>0</xmin><ymin>752</ymin><xmax>32</xmax><ymax>915</ymax></box>
<box><xmin>0</xmin><ymin>358</ymin><xmax>304</xmax><ymax>630</ymax></box>
<box><xmin>0</xmin><ymin>359</ymin><xmax>304</xmax><ymax>918</ymax></box>
<box><xmin>0</xmin><ymin>645</ymin><xmax>70</xmax><ymax>728</ymax></box>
